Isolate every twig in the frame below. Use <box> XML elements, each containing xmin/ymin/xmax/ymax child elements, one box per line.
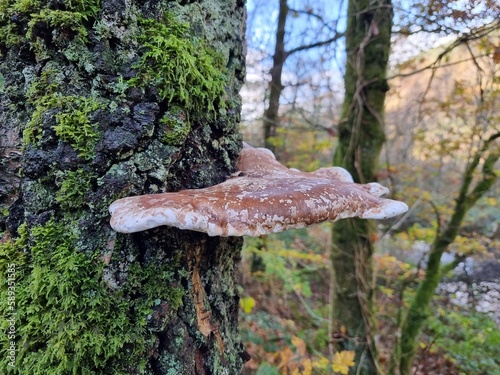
<box><xmin>292</xmin><ymin>287</ymin><xmax>329</xmax><ymax>322</ymax></box>
<box><xmin>380</xmin><ymin>195</ymin><xmax>423</xmax><ymax>241</ymax></box>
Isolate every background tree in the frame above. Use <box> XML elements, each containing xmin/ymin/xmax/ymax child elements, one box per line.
<box><xmin>261</xmin><ymin>0</ymin><xmax>343</xmax><ymax>152</ymax></box>
<box><xmin>0</xmin><ymin>0</ymin><xmax>247</xmax><ymax>373</ymax></box>
<box><xmin>243</xmin><ymin>0</ymin><xmax>345</xmax><ymax>152</ymax></box>
<box><xmin>397</xmin><ymin>132</ymin><xmax>499</xmax><ymax>374</ymax></box>
<box><xmin>330</xmin><ymin>0</ymin><xmax>393</xmax><ymax>373</ymax></box>
<box><xmin>384</xmin><ymin>20</ymin><xmax>500</xmax><ymax>374</ymax></box>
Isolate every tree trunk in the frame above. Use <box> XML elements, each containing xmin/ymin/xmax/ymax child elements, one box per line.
<box><xmin>331</xmin><ymin>0</ymin><xmax>393</xmax><ymax>374</ymax></box>
<box><xmin>0</xmin><ymin>0</ymin><xmax>247</xmax><ymax>373</ymax></box>
<box><xmin>263</xmin><ymin>0</ymin><xmax>288</xmax><ymax>152</ymax></box>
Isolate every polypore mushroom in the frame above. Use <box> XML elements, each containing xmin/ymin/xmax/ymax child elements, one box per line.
<box><xmin>109</xmin><ymin>143</ymin><xmax>408</xmax><ymax>236</ymax></box>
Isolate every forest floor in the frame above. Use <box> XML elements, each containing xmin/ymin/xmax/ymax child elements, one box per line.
<box><xmin>239</xmin><ymin>226</ymin><xmax>500</xmax><ymax>375</ymax></box>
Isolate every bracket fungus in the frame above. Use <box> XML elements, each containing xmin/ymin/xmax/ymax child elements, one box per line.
<box><xmin>109</xmin><ymin>143</ymin><xmax>408</xmax><ymax>236</ymax></box>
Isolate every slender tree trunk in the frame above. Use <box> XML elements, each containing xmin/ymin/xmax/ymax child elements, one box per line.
<box><xmin>397</xmin><ymin>137</ymin><xmax>499</xmax><ymax>375</ymax></box>
<box><xmin>0</xmin><ymin>0</ymin><xmax>247</xmax><ymax>373</ymax></box>
<box><xmin>261</xmin><ymin>0</ymin><xmax>343</xmax><ymax>151</ymax></box>
<box><xmin>331</xmin><ymin>0</ymin><xmax>393</xmax><ymax>374</ymax></box>
<box><xmin>263</xmin><ymin>0</ymin><xmax>288</xmax><ymax>152</ymax></box>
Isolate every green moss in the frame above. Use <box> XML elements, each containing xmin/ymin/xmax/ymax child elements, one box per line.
<box><xmin>130</xmin><ymin>13</ymin><xmax>227</xmax><ymax>117</ymax></box>
<box><xmin>160</xmin><ymin>106</ymin><xmax>191</xmax><ymax>146</ymax></box>
<box><xmin>0</xmin><ymin>0</ymin><xmax>31</xmax><ymax>47</ymax></box>
<box><xmin>22</xmin><ymin>66</ymin><xmax>101</xmax><ymax>160</ymax></box>
<box><xmin>53</xmin><ymin>96</ymin><xmax>101</xmax><ymax>160</ymax></box>
<box><xmin>1</xmin><ymin>220</ymin><xmax>137</xmax><ymax>374</ymax></box>
<box><xmin>0</xmin><ymin>0</ymin><xmax>99</xmax><ymax>51</ymax></box>
<box><xmin>23</xmin><ymin>69</ymin><xmax>62</xmax><ymax>144</ymax></box>
<box><xmin>126</xmin><ymin>260</ymin><xmax>184</xmax><ymax>314</ymax></box>
<box><xmin>0</xmin><ymin>219</ymin><xmax>185</xmax><ymax>374</ymax></box>
<box><xmin>28</xmin><ymin>9</ymin><xmax>89</xmax><ymax>40</ymax></box>
<box><xmin>24</xmin><ymin>93</ymin><xmax>102</xmax><ymax>160</ymax></box>
<box><xmin>55</xmin><ymin>169</ymin><xmax>96</xmax><ymax>209</ymax></box>
<box><xmin>26</xmin><ymin>67</ymin><xmax>62</xmax><ymax>99</ymax></box>
<box><xmin>10</xmin><ymin>0</ymin><xmax>41</xmax><ymax>13</ymax></box>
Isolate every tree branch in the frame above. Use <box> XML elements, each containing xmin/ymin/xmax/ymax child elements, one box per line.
<box><xmin>286</xmin><ymin>32</ymin><xmax>345</xmax><ymax>57</ymax></box>
<box><xmin>287</xmin><ymin>6</ymin><xmax>340</xmax><ymax>33</ymax></box>
<box><xmin>388</xmin><ymin>19</ymin><xmax>500</xmax><ymax>80</ymax></box>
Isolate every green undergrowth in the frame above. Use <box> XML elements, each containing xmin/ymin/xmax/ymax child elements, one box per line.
<box><xmin>427</xmin><ymin>307</ymin><xmax>500</xmax><ymax>374</ymax></box>
<box><xmin>130</xmin><ymin>13</ymin><xmax>227</xmax><ymax>118</ymax></box>
<box><xmin>0</xmin><ymin>220</ymin><xmax>184</xmax><ymax>374</ymax></box>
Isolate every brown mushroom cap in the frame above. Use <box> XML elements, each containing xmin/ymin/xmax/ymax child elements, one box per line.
<box><xmin>109</xmin><ymin>143</ymin><xmax>408</xmax><ymax>236</ymax></box>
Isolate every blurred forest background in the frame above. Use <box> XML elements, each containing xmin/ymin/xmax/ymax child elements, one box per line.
<box><xmin>237</xmin><ymin>0</ymin><xmax>499</xmax><ymax>374</ymax></box>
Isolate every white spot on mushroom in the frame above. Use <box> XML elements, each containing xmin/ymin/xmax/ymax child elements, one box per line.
<box><xmin>363</xmin><ymin>182</ymin><xmax>390</xmax><ymax>197</ymax></box>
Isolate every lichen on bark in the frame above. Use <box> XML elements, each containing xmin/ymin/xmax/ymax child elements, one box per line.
<box><xmin>0</xmin><ymin>0</ymin><xmax>247</xmax><ymax>373</ymax></box>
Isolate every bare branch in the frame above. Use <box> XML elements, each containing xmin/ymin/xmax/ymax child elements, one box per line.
<box><xmin>388</xmin><ymin>53</ymin><xmax>490</xmax><ymax>80</ymax></box>
<box><xmin>286</xmin><ymin>32</ymin><xmax>345</xmax><ymax>57</ymax></box>
<box><xmin>388</xmin><ymin>19</ymin><xmax>500</xmax><ymax>81</ymax></box>
<box><xmin>287</xmin><ymin>6</ymin><xmax>340</xmax><ymax>33</ymax></box>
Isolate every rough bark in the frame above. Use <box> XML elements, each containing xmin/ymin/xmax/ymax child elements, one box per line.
<box><xmin>331</xmin><ymin>0</ymin><xmax>393</xmax><ymax>374</ymax></box>
<box><xmin>0</xmin><ymin>0</ymin><xmax>247</xmax><ymax>374</ymax></box>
